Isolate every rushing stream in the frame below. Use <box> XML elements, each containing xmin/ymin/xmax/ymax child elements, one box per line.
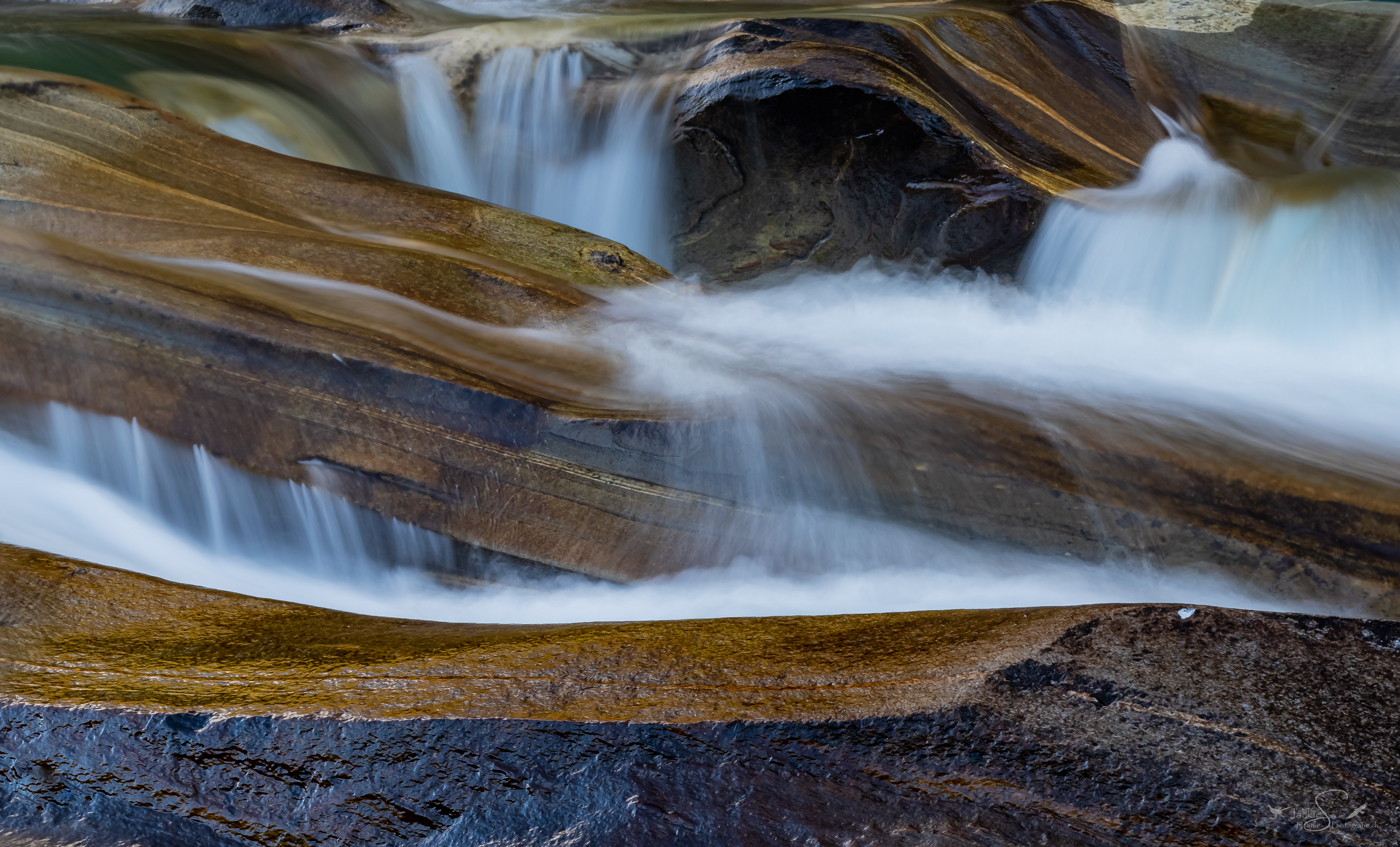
<box><xmin>1</xmin><ymin>1</ymin><xmax>1397</xmax><ymax>624</ymax></box>
<box><xmin>2</xmin><ymin>132</ymin><xmax>1396</xmax><ymax>621</ymax></box>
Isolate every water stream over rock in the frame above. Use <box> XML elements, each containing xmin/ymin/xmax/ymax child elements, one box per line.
<box><xmin>1</xmin><ymin>134</ymin><xmax>1396</xmax><ymax>621</ymax></box>
<box><xmin>4</xmin><ymin>0</ymin><xmax>1400</xmax><ymax>843</ymax></box>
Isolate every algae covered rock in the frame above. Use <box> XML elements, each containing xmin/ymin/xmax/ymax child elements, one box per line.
<box><xmin>0</xmin><ymin>546</ymin><xmax>1397</xmax><ymax>844</ymax></box>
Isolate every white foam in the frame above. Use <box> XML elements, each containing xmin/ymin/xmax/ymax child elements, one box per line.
<box><xmin>0</xmin><ymin>406</ymin><xmax>1310</xmax><ymax>623</ymax></box>
<box><xmin>393</xmin><ymin>44</ymin><xmax>679</xmax><ymax>266</ymax></box>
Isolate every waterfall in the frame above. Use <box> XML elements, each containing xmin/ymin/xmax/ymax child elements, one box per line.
<box><xmin>394</xmin><ymin>45</ymin><xmax>678</xmax><ymax>267</ymax></box>
<box><xmin>394</xmin><ymin>53</ymin><xmax>478</xmax><ymax>198</ymax></box>
<box><xmin>0</xmin><ymin>404</ymin><xmax>1295</xmax><ymax>623</ymax></box>
<box><xmin>0</xmin><ymin>404</ymin><xmax>453</xmax><ymax>586</ymax></box>
<box><xmin>1021</xmin><ymin>137</ymin><xmax>1400</xmax><ymax>340</ymax></box>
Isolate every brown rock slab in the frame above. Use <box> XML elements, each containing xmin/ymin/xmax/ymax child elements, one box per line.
<box><xmin>1</xmin><ymin>545</ymin><xmax>1397</xmax><ymax>844</ymax></box>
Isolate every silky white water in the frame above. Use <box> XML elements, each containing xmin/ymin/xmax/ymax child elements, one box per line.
<box><xmin>592</xmin><ymin>138</ymin><xmax>1400</xmax><ymax>460</ymax></box>
<box><xmin>0</xmin><ymin>404</ymin><xmax>1308</xmax><ymax>622</ymax></box>
<box><xmin>3</xmin><ymin>137</ymin><xmax>1393</xmax><ymax>622</ymax></box>
<box><xmin>0</xmin><ymin>404</ymin><xmax>453</xmax><ymax>582</ymax></box>
<box><xmin>395</xmin><ymin>44</ymin><xmax>679</xmax><ymax>265</ymax></box>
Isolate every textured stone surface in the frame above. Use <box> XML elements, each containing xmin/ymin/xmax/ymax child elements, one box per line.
<box><xmin>673</xmin><ymin>85</ymin><xmax>1044</xmax><ymax>280</ymax></box>
<box><xmin>1</xmin><ymin>547</ymin><xmax>1398</xmax><ymax>844</ymax></box>
<box><xmin>665</xmin><ymin>2</ymin><xmax>1160</xmax><ymax>280</ymax></box>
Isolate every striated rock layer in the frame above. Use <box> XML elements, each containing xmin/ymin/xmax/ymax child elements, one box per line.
<box><xmin>0</xmin><ymin>545</ymin><xmax>1397</xmax><ymax>844</ymax></box>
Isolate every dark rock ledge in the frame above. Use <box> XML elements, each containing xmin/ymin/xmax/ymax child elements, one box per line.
<box><xmin>1</xmin><ymin>544</ymin><xmax>1397</xmax><ymax>845</ymax></box>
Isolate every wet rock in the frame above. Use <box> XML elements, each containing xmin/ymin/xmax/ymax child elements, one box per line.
<box><xmin>673</xmin><ymin>85</ymin><xmax>1044</xmax><ymax>280</ymax></box>
<box><xmin>138</xmin><ymin>0</ymin><xmax>406</xmax><ymax>31</ymax></box>
<box><xmin>787</xmin><ymin>383</ymin><xmax>1400</xmax><ymax>616</ymax></box>
<box><xmin>1</xmin><ymin>546</ymin><xmax>1397</xmax><ymax>844</ymax></box>
<box><xmin>669</xmin><ymin>6</ymin><xmax>1161</xmax><ymax>280</ymax></box>
<box><xmin>1121</xmin><ymin>0</ymin><xmax>1400</xmax><ymax>173</ymax></box>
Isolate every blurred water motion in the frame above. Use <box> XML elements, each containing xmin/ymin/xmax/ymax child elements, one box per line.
<box><xmin>394</xmin><ymin>43</ymin><xmax>682</xmax><ymax>264</ymax></box>
<box><xmin>3</xmin><ymin>0</ymin><xmax>1400</xmax><ymax>619</ymax></box>
<box><xmin>0</xmin><ymin>401</ymin><xmax>1331</xmax><ymax>623</ymax></box>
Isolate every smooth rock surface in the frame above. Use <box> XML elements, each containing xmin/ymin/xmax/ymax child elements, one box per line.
<box><xmin>0</xmin><ymin>546</ymin><xmax>1397</xmax><ymax>844</ymax></box>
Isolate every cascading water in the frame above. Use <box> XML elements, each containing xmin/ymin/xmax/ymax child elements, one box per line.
<box><xmin>394</xmin><ymin>52</ymin><xmax>478</xmax><ymax>198</ymax></box>
<box><xmin>5</xmin><ymin>137</ymin><xmax>1396</xmax><ymax>622</ymax></box>
<box><xmin>0</xmin><ymin>402</ymin><xmax>1299</xmax><ymax>623</ymax></box>
<box><xmin>1022</xmin><ymin>136</ymin><xmax>1400</xmax><ymax>340</ymax></box>
<box><xmin>0</xmin><ymin>404</ymin><xmax>453</xmax><ymax>593</ymax></box>
<box><xmin>394</xmin><ymin>44</ymin><xmax>680</xmax><ymax>266</ymax></box>
<box><xmin>531</xmin><ymin>135</ymin><xmax>1400</xmax><ymax>602</ymax></box>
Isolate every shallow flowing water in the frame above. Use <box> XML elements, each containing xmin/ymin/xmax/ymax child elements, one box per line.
<box><xmin>1</xmin><ymin>1</ymin><xmax>1398</xmax><ymax>624</ymax></box>
<box><xmin>2</xmin><ymin>136</ymin><xmax>1396</xmax><ymax>621</ymax></box>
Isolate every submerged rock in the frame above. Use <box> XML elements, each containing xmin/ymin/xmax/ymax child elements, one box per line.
<box><xmin>1121</xmin><ymin>0</ymin><xmax>1400</xmax><ymax>174</ymax></box>
<box><xmin>0</xmin><ymin>545</ymin><xmax>1397</xmax><ymax>844</ymax></box>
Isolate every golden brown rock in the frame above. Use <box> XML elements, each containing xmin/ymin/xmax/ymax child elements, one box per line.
<box><xmin>1</xmin><ymin>545</ymin><xmax>1398</xmax><ymax>844</ymax></box>
<box><xmin>0</xmin><ymin>68</ymin><xmax>665</xmax><ymax>326</ymax></box>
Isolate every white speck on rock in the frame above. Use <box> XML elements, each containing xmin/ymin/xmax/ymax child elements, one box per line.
<box><xmin>1178</xmin><ymin>607</ymin><xmax>1196</xmax><ymax>619</ymax></box>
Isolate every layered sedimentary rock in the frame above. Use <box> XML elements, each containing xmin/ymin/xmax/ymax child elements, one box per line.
<box><xmin>0</xmin><ymin>546</ymin><xmax>1396</xmax><ymax>844</ymax></box>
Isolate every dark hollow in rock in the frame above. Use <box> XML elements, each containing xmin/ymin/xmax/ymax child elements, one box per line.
<box><xmin>673</xmin><ymin>86</ymin><xmax>1045</xmax><ymax>282</ymax></box>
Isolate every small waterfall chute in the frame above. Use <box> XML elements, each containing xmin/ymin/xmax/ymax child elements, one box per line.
<box><xmin>393</xmin><ymin>44</ymin><xmax>680</xmax><ymax>267</ymax></box>
<box><xmin>1021</xmin><ymin>137</ymin><xmax>1400</xmax><ymax>339</ymax></box>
